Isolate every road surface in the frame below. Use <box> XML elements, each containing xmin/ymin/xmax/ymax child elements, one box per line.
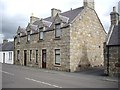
<box><xmin>1</xmin><ymin>64</ymin><xmax>119</xmax><ymax>88</ymax></box>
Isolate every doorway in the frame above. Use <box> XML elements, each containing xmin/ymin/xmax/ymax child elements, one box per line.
<box><xmin>42</xmin><ymin>49</ymin><xmax>46</xmax><ymax>68</ymax></box>
<box><xmin>24</xmin><ymin>50</ymin><xmax>27</xmax><ymax>66</ymax></box>
<box><xmin>3</xmin><ymin>53</ymin><xmax>5</xmax><ymax>63</ymax></box>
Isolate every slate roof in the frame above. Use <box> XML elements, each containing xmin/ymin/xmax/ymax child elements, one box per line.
<box><xmin>2</xmin><ymin>42</ymin><xmax>14</xmax><ymax>51</ymax></box>
<box><xmin>34</xmin><ymin>7</ymin><xmax>84</xmax><ymax>25</ymax></box>
<box><xmin>16</xmin><ymin>6</ymin><xmax>84</xmax><ymax>37</ymax></box>
<box><xmin>107</xmin><ymin>22</ymin><xmax>120</xmax><ymax>46</ymax></box>
<box><xmin>60</xmin><ymin>7</ymin><xmax>84</xmax><ymax>23</ymax></box>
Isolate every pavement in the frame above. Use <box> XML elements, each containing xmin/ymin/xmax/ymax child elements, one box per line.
<box><xmin>1</xmin><ymin>63</ymin><xmax>119</xmax><ymax>88</ymax></box>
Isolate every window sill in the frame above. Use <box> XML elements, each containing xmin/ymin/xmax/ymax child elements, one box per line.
<box><xmin>54</xmin><ymin>64</ymin><xmax>61</xmax><ymax>67</ymax></box>
<box><xmin>38</xmin><ymin>39</ymin><xmax>44</xmax><ymax>42</ymax></box>
<box><xmin>54</xmin><ymin>38</ymin><xmax>61</xmax><ymax>40</ymax></box>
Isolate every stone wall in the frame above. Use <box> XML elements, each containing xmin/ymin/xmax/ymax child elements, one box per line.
<box><xmin>104</xmin><ymin>46</ymin><xmax>120</xmax><ymax>77</ymax></box>
<box><xmin>14</xmin><ymin>7</ymin><xmax>106</xmax><ymax>72</ymax></box>
<box><xmin>14</xmin><ymin>26</ymin><xmax>71</xmax><ymax>72</ymax></box>
<box><xmin>70</xmin><ymin>7</ymin><xmax>106</xmax><ymax>72</ymax></box>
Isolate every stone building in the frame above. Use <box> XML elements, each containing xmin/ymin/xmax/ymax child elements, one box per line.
<box><xmin>14</xmin><ymin>0</ymin><xmax>106</xmax><ymax>72</ymax></box>
<box><xmin>104</xmin><ymin>6</ymin><xmax>120</xmax><ymax>77</ymax></box>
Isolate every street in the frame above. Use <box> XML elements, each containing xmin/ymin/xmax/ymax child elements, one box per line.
<box><xmin>1</xmin><ymin>64</ymin><xmax>119</xmax><ymax>88</ymax></box>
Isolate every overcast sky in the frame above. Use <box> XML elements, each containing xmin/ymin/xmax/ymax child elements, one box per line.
<box><xmin>0</xmin><ymin>0</ymin><xmax>119</xmax><ymax>43</ymax></box>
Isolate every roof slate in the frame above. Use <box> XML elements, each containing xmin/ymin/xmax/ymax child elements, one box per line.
<box><xmin>16</xmin><ymin>6</ymin><xmax>84</xmax><ymax>37</ymax></box>
<box><xmin>2</xmin><ymin>42</ymin><xmax>14</xmax><ymax>51</ymax></box>
<box><xmin>107</xmin><ymin>22</ymin><xmax>120</xmax><ymax>46</ymax></box>
<box><xmin>34</xmin><ymin>7</ymin><xmax>84</xmax><ymax>25</ymax></box>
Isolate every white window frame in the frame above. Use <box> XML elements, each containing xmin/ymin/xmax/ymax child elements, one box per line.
<box><xmin>39</xmin><ymin>31</ymin><xmax>44</xmax><ymax>40</ymax></box>
<box><xmin>27</xmin><ymin>31</ymin><xmax>30</xmax><ymax>41</ymax></box>
<box><xmin>55</xmin><ymin>23</ymin><xmax>61</xmax><ymax>38</ymax></box>
<box><xmin>55</xmin><ymin>49</ymin><xmax>61</xmax><ymax>65</ymax></box>
<box><xmin>9</xmin><ymin>52</ymin><xmax>12</xmax><ymax>60</ymax></box>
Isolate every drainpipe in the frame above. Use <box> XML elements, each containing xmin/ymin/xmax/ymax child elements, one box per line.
<box><xmin>106</xmin><ymin>46</ymin><xmax>109</xmax><ymax>75</ymax></box>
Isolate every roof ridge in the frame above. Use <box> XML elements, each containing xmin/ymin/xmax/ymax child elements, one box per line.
<box><xmin>61</xmin><ymin>6</ymin><xmax>84</xmax><ymax>14</ymax></box>
<box><xmin>42</xmin><ymin>6</ymin><xmax>84</xmax><ymax>21</ymax></box>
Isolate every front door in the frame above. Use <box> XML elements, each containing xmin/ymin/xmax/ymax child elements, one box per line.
<box><xmin>42</xmin><ymin>49</ymin><xmax>46</xmax><ymax>68</ymax></box>
<box><xmin>3</xmin><ymin>53</ymin><xmax>5</xmax><ymax>63</ymax></box>
<box><xmin>24</xmin><ymin>50</ymin><xmax>27</xmax><ymax>66</ymax></box>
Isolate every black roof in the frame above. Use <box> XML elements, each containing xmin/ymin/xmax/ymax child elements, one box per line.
<box><xmin>2</xmin><ymin>42</ymin><xmax>14</xmax><ymax>51</ymax></box>
<box><xmin>107</xmin><ymin>22</ymin><xmax>120</xmax><ymax>46</ymax></box>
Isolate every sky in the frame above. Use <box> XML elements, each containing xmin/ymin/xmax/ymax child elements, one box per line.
<box><xmin>0</xmin><ymin>0</ymin><xmax>119</xmax><ymax>43</ymax></box>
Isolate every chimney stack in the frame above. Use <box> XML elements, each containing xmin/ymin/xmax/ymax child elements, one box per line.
<box><xmin>110</xmin><ymin>6</ymin><xmax>119</xmax><ymax>25</ymax></box>
<box><xmin>30</xmin><ymin>13</ymin><xmax>40</xmax><ymax>24</ymax></box>
<box><xmin>113</xmin><ymin>7</ymin><xmax>116</xmax><ymax>12</ymax></box>
<box><xmin>3</xmin><ymin>39</ymin><xmax>8</xmax><ymax>45</ymax></box>
<box><xmin>83</xmin><ymin>0</ymin><xmax>95</xmax><ymax>9</ymax></box>
<box><xmin>51</xmin><ymin>8</ymin><xmax>61</xmax><ymax>17</ymax></box>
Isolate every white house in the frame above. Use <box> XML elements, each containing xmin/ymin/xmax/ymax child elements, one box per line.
<box><xmin>0</xmin><ymin>40</ymin><xmax>14</xmax><ymax>64</ymax></box>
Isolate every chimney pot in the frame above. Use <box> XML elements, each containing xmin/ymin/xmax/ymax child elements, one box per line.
<box><xmin>113</xmin><ymin>7</ymin><xmax>116</xmax><ymax>12</ymax></box>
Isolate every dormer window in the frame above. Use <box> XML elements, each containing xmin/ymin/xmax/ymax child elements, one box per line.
<box><xmin>27</xmin><ymin>31</ymin><xmax>30</xmax><ymax>42</ymax></box>
<box><xmin>39</xmin><ymin>27</ymin><xmax>44</xmax><ymax>40</ymax></box>
<box><xmin>39</xmin><ymin>31</ymin><xmax>44</xmax><ymax>40</ymax></box>
<box><xmin>17</xmin><ymin>33</ymin><xmax>20</xmax><ymax>43</ymax></box>
<box><xmin>55</xmin><ymin>23</ymin><xmax>61</xmax><ymax>38</ymax></box>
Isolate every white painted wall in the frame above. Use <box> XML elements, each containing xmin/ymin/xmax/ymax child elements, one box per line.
<box><xmin>0</xmin><ymin>51</ymin><xmax>14</xmax><ymax>64</ymax></box>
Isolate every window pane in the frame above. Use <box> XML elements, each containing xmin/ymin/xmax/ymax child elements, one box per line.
<box><xmin>40</xmin><ymin>32</ymin><xmax>44</xmax><ymax>39</ymax></box>
<box><xmin>17</xmin><ymin>50</ymin><xmax>20</xmax><ymax>61</ymax></box>
<box><xmin>9</xmin><ymin>52</ymin><xmax>10</xmax><ymax>60</ymax></box>
<box><xmin>36</xmin><ymin>50</ymin><xmax>38</xmax><ymax>63</ymax></box>
<box><xmin>28</xmin><ymin>35</ymin><xmax>30</xmax><ymax>41</ymax></box>
<box><xmin>10</xmin><ymin>52</ymin><xmax>12</xmax><ymax>60</ymax></box>
<box><xmin>9</xmin><ymin>52</ymin><xmax>12</xmax><ymax>60</ymax></box>
<box><xmin>17</xmin><ymin>35</ymin><xmax>20</xmax><ymax>43</ymax></box>
<box><xmin>56</xmin><ymin>29</ymin><xmax>61</xmax><ymax>37</ymax></box>
<box><xmin>30</xmin><ymin>50</ymin><xmax>32</xmax><ymax>61</ymax></box>
<box><xmin>55</xmin><ymin>49</ymin><xmax>60</xmax><ymax>54</ymax></box>
<box><xmin>55</xmin><ymin>55</ymin><xmax>60</xmax><ymax>64</ymax></box>
<box><xmin>55</xmin><ymin>49</ymin><xmax>60</xmax><ymax>65</ymax></box>
<box><xmin>28</xmin><ymin>31</ymin><xmax>30</xmax><ymax>41</ymax></box>
<box><xmin>55</xmin><ymin>24</ymin><xmax>61</xmax><ymax>37</ymax></box>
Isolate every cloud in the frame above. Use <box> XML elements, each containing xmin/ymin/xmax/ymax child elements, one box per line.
<box><xmin>2</xmin><ymin>14</ymin><xmax>28</xmax><ymax>39</ymax></box>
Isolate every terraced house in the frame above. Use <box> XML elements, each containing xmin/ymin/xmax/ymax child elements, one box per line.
<box><xmin>14</xmin><ymin>0</ymin><xmax>106</xmax><ymax>72</ymax></box>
